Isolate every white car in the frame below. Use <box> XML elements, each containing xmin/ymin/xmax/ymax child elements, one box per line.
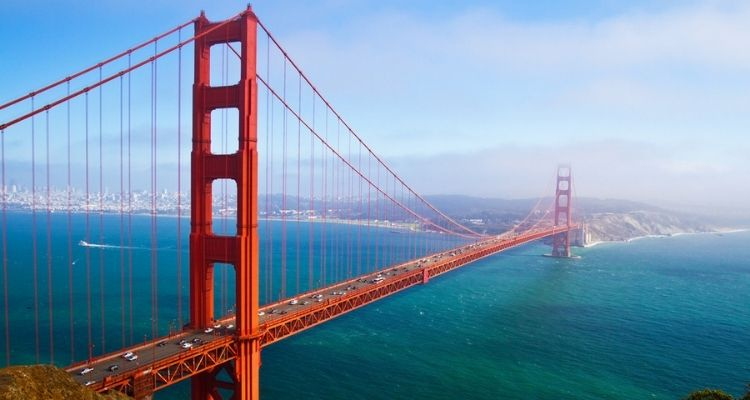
<box><xmin>257</xmin><ymin>311</ymin><xmax>265</xmax><ymax>316</ymax></box>
<box><xmin>84</xmin><ymin>380</ymin><xmax>96</xmax><ymax>386</ymax></box>
<box><xmin>204</xmin><ymin>327</ymin><xmax>214</xmax><ymax>334</ymax></box>
<box><xmin>226</xmin><ymin>324</ymin><xmax>235</xmax><ymax>329</ymax></box>
<box><xmin>213</xmin><ymin>323</ymin><xmax>222</xmax><ymax>329</ymax></box>
<box><xmin>121</xmin><ymin>351</ymin><xmax>134</xmax><ymax>359</ymax></box>
<box><xmin>181</xmin><ymin>342</ymin><xmax>193</xmax><ymax>349</ymax></box>
<box><xmin>80</xmin><ymin>367</ymin><xmax>94</xmax><ymax>375</ymax></box>
<box><xmin>289</xmin><ymin>299</ymin><xmax>299</xmax><ymax>305</ymax></box>
<box><xmin>125</xmin><ymin>354</ymin><xmax>138</xmax><ymax>362</ymax></box>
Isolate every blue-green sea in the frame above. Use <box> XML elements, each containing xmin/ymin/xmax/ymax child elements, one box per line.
<box><xmin>1</xmin><ymin>212</ymin><xmax>748</xmax><ymax>399</ymax></box>
<box><xmin>253</xmin><ymin>231</ymin><xmax>750</xmax><ymax>400</ymax></box>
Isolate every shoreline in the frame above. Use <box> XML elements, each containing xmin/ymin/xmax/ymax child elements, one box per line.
<box><xmin>583</xmin><ymin>228</ymin><xmax>750</xmax><ymax>248</ymax></box>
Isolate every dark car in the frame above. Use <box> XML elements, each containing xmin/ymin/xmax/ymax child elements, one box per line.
<box><xmin>108</xmin><ymin>364</ymin><xmax>119</xmax><ymax>372</ymax></box>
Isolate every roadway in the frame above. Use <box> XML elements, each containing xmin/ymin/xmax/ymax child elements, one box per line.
<box><xmin>66</xmin><ymin>226</ymin><xmax>576</xmax><ymax>395</ymax></box>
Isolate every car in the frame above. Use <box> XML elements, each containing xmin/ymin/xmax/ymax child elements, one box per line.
<box><xmin>108</xmin><ymin>364</ymin><xmax>119</xmax><ymax>372</ymax></box>
<box><xmin>316</xmin><ymin>298</ymin><xmax>323</xmax><ymax>302</ymax></box>
<box><xmin>79</xmin><ymin>367</ymin><xmax>94</xmax><ymax>375</ymax></box>
<box><xmin>204</xmin><ymin>327</ymin><xmax>214</xmax><ymax>333</ymax></box>
<box><xmin>257</xmin><ymin>310</ymin><xmax>265</xmax><ymax>316</ymax></box>
<box><xmin>157</xmin><ymin>340</ymin><xmax>167</xmax><ymax>347</ymax></box>
<box><xmin>192</xmin><ymin>338</ymin><xmax>203</xmax><ymax>344</ymax></box>
<box><xmin>181</xmin><ymin>342</ymin><xmax>193</xmax><ymax>349</ymax></box>
<box><xmin>125</xmin><ymin>354</ymin><xmax>138</xmax><ymax>362</ymax></box>
<box><xmin>84</xmin><ymin>380</ymin><xmax>96</xmax><ymax>387</ymax></box>
<box><xmin>213</xmin><ymin>323</ymin><xmax>222</xmax><ymax>329</ymax></box>
<box><xmin>302</xmin><ymin>301</ymin><xmax>310</xmax><ymax>305</ymax></box>
<box><xmin>289</xmin><ymin>299</ymin><xmax>299</xmax><ymax>305</ymax></box>
<box><xmin>226</xmin><ymin>324</ymin><xmax>235</xmax><ymax>329</ymax></box>
<box><xmin>122</xmin><ymin>351</ymin><xmax>134</xmax><ymax>359</ymax></box>
<box><xmin>178</xmin><ymin>339</ymin><xmax>188</xmax><ymax>345</ymax></box>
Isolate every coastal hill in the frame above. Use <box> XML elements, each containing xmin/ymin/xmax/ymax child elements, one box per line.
<box><xmin>423</xmin><ymin>195</ymin><xmax>728</xmax><ymax>243</ymax></box>
<box><xmin>0</xmin><ymin>365</ymin><xmax>130</xmax><ymax>400</ymax></box>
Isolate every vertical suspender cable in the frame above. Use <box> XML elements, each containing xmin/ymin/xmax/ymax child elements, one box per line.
<box><xmin>66</xmin><ymin>82</ymin><xmax>74</xmax><ymax>362</ymax></box>
<box><xmin>346</xmin><ymin>130</ymin><xmax>354</xmax><ymax>278</ymax></box>
<box><xmin>366</xmin><ymin>152</ymin><xmax>371</xmax><ymax>273</ymax></box>
<box><xmin>98</xmin><ymin>67</ymin><xmax>106</xmax><ymax>354</ymax></box>
<box><xmin>31</xmin><ymin>97</ymin><xmax>40</xmax><ymax>363</ymax></box>
<box><xmin>374</xmin><ymin>163</ymin><xmax>379</xmax><ymax>270</ymax></box>
<box><xmin>346</xmin><ymin>127</ymin><xmax>356</xmax><ymax>277</ymax></box>
<box><xmin>321</xmin><ymin>107</ymin><xmax>327</xmax><ymax>286</ymax></box>
<box><xmin>85</xmin><ymin>92</ymin><xmax>92</xmax><ymax>360</ymax></box>
<box><xmin>264</xmin><ymin>33</ymin><xmax>271</xmax><ymax>304</ymax></box>
<box><xmin>1</xmin><ymin>128</ymin><xmax>9</xmax><ymax>366</ymax></box>
<box><xmin>268</xmin><ymin>70</ymin><xmax>275</xmax><ymax>301</ymax></box>
<box><xmin>127</xmin><ymin>54</ymin><xmax>134</xmax><ymax>344</ymax></box>
<box><xmin>119</xmin><ymin>74</ymin><xmax>126</xmax><ymax>348</ymax></box>
<box><xmin>281</xmin><ymin>58</ymin><xmax>287</xmax><ymax>300</ymax></box>
<box><xmin>357</xmin><ymin>141</ymin><xmax>362</xmax><ymax>277</ymax></box>
<box><xmin>308</xmin><ymin>97</ymin><xmax>314</xmax><ymax>291</ymax></box>
<box><xmin>176</xmin><ymin>27</ymin><xmax>183</xmax><ymax>329</ymax></box>
<box><xmin>296</xmin><ymin>74</ymin><xmax>301</xmax><ymax>295</ymax></box>
<box><xmin>151</xmin><ymin>41</ymin><xmax>159</xmax><ymax>340</ymax></box>
<box><xmin>45</xmin><ymin>111</ymin><xmax>54</xmax><ymax>363</ymax></box>
<box><xmin>335</xmin><ymin>119</ymin><xmax>340</xmax><ymax>281</ymax></box>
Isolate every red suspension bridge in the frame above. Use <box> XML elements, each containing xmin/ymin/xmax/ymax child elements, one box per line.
<box><xmin>0</xmin><ymin>7</ymin><xmax>579</xmax><ymax>400</ymax></box>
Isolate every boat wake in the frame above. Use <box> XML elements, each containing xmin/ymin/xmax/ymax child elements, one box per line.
<box><xmin>78</xmin><ymin>240</ymin><xmax>146</xmax><ymax>250</ymax></box>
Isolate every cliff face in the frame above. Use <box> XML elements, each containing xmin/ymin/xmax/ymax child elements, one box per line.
<box><xmin>0</xmin><ymin>365</ymin><xmax>130</xmax><ymax>400</ymax></box>
<box><xmin>583</xmin><ymin>210</ymin><xmax>715</xmax><ymax>243</ymax></box>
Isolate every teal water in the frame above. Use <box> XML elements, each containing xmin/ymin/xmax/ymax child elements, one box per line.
<box><xmin>251</xmin><ymin>232</ymin><xmax>750</xmax><ymax>400</ymax></box>
<box><xmin>1</xmin><ymin>212</ymin><xmax>749</xmax><ymax>398</ymax></box>
<box><xmin>0</xmin><ymin>211</ymin><xmax>465</xmax><ymax>365</ymax></box>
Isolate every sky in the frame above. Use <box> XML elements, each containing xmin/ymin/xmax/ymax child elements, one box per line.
<box><xmin>1</xmin><ymin>0</ymin><xmax>749</xmax><ymax>216</ymax></box>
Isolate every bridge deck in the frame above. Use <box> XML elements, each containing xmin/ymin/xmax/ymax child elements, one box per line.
<box><xmin>66</xmin><ymin>225</ymin><xmax>577</xmax><ymax>396</ymax></box>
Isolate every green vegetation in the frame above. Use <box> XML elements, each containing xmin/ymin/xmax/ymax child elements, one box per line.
<box><xmin>685</xmin><ymin>385</ymin><xmax>750</xmax><ymax>400</ymax></box>
<box><xmin>0</xmin><ymin>365</ymin><xmax>130</xmax><ymax>400</ymax></box>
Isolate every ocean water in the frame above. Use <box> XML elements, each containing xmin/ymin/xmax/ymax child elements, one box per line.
<box><xmin>170</xmin><ymin>230</ymin><xmax>750</xmax><ymax>399</ymax></box>
<box><xmin>1</xmin><ymin>212</ymin><xmax>749</xmax><ymax>399</ymax></box>
<box><xmin>0</xmin><ymin>211</ymin><xmax>466</xmax><ymax>365</ymax></box>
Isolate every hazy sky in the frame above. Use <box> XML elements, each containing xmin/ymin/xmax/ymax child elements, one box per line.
<box><xmin>1</xmin><ymin>0</ymin><xmax>749</xmax><ymax>215</ymax></box>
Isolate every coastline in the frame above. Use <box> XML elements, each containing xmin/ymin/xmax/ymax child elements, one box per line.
<box><xmin>583</xmin><ymin>228</ymin><xmax>750</xmax><ymax>248</ymax></box>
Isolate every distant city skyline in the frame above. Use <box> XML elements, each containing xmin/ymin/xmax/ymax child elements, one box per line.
<box><xmin>1</xmin><ymin>0</ymin><xmax>748</xmax><ymax>216</ymax></box>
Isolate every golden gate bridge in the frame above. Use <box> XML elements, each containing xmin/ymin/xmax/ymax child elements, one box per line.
<box><xmin>0</xmin><ymin>7</ymin><xmax>578</xmax><ymax>399</ymax></box>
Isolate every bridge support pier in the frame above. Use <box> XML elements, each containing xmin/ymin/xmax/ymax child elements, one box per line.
<box><xmin>551</xmin><ymin>164</ymin><xmax>573</xmax><ymax>258</ymax></box>
<box><xmin>422</xmin><ymin>268</ymin><xmax>429</xmax><ymax>284</ymax></box>
<box><xmin>191</xmin><ymin>7</ymin><xmax>260</xmax><ymax>400</ymax></box>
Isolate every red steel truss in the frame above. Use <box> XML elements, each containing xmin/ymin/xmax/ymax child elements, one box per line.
<box><xmin>77</xmin><ymin>224</ymin><xmax>577</xmax><ymax>399</ymax></box>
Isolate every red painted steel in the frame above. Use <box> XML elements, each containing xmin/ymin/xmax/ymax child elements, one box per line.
<box><xmin>552</xmin><ymin>165</ymin><xmax>573</xmax><ymax>257</ymax></box>
<box><xmin>190</xmin><ymin>7</ymin><xmax>260</xmax><ymax>400</ymax></box>
<box><xmin>77</xmin><ymin>225</ymin><xmax>577</xmax><ymax>398</ymax></box>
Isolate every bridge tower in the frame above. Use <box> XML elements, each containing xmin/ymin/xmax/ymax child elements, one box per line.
<box><xmin>190</xmin><ymin>7</ymin><xmax>260</xmax><ymax>400</ymax></box>
<box><xmin>551</xmin><ymin>164</ymin><xmax>573</xmax><ymax>257</ymax></box>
